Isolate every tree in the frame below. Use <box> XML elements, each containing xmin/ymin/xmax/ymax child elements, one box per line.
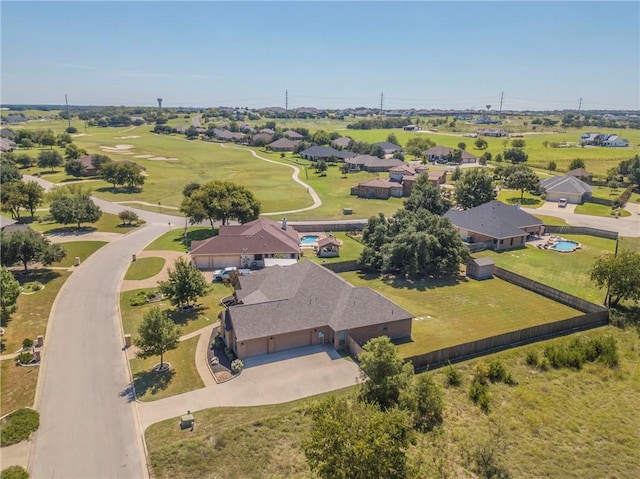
<box><xmin>450</xmin><ymin>166</ymin><xmax>463</xmax><ymax>181</ymax></box>
<box><xmin>340</xmin><ymin>163</ymin><xmax>349</xmax><ymax>176</ymax></box>
<box><xmin>511</xmin><ymin>138</ymin><xmax>526</xmax><ymax>148</ymax></box>
<box><xmin>547</xmin><ymin>160</ymin><xmax>557</xmax><ymax>171</ymax></box>
<box><xmin>504</xmin><ymin>165</ymin><xmax>540</xmax><ymax>200</ymax></box>
<box><xmin>158</xmin><ymin>257</ymin><xmax>209</xmax><ymax>309</ymax></box>
<box><xmin>0</xmin><ymin>181</ymin><xmax>27</xmax><ymax>219</ymax></box>
<box><xmin>135</xmin><ymin>306</ymin><xmax>180</xmax><ymax>370</ymax></box>
<box><xmin>304</xmin><ymin>395</ymin><xmax>413</xmax><ymax>479</ymax></box>
<box><xmin>480</xmin><ymin>152</ymin><xmax>491</xmax><ymax>165</ymax></box>
<box><xmin>400</xmin><ymin>374</ymin><xmax>444</xmax><ymax>432</ymax></box>
<box><xmin>387</xmin><ymin>132</ymin><xmax>399</xmax><ymax>145</ymax></box>
<box><xmin>64</xmin><ymin>158</ymin><xmax>87</xmax><ymax>178</ymax></box>
<box><xmin>49</xmin><ymin>191</ymin><xmax>102</xmax><ymax>229</ymax></box>
<box><xmin>359</xmin><ymin>336</ymin><xmax>415</xmax><ymax>410</ymax></box>
<box><xmin>1</xmin><ymin>230</ymin><xmax>65</xmax><ymax>271</ymax></box>
<box><xmin>502</xmin><ymin>148</ymin><xmax>528</xmax><ymax>164</ymax></box>
<box><xmin>457</xmin><ymin>142</ymin><xmax>467</xmax><ymax>150</ymax></box>
<box><xmin>90</xmin><ymin>154</ymin><xmax>111</xmax><ymax>170</ymax></box>
<box><xmin>1</xmin><ymin>266</ymin><xmax>20</xmax><ymax>323</ymax></box>
<box><xmin>589</xmin><ymin>250</ymin><xmax>640</xmax><ymax>307</ymax></box>
<box><xmin>182</xmin><ymin>182</ymin><xmax>200</xmax><ymax>198</ymax></box>
<box><xmin>99</xmin><ymin>162</ymin><xmax>119</xmax><ymax>189</ymax></box>
<box><xmin>405</xmin><ymin>136</ymin><xmax>435</xmax><ymax>157</ymax></box>
<box><xmin>117</xmin><ymin>162</ymin><xmax>145</xmax><ymax>190</ymax></box>
<box><xmin>64</xmin><ymin>143</ymin><xmax>85</xmax><ymax>160</ymax></box>
<box><xmin>0</xmin><ymin>156</ymin><xmax>22</xmax><ymax>184</ymax></box>
<box><xmin>39</xmin><ymin>131</ymin><xmax>56</xmax><ymax>148</ymax></box>
<box><xmin>20</xmin><ymin>181</ymin><xmax>45</xmax><ymax>219</ymax></box>
<box><xmin>180</xmin><ymin>180</ymin><xmax>261</xmax><ymax>228</ymax></box>
<box><xmin>569</xmin><ymin>158</ymin><xmax>586</xmax><ymax>171</ymax></box>
<box><xmin>474</xmin><ymin>138</ymin><xmax>488</xmax><ymax>150</ymax></box>
<box><xmin>315</xmin><ymin>160</ymin><xmax>328</xmax><ymax>176</ymax></box>
<box><xmin>455</xmin><ymin>168</ymin><xmax>494</xmax><ymax>209</ymax></box>
<box><xmin>37</xmin><ymin>150</ymin><xmax>63</xmax><ymax>172</ymax></box>
<box><xmin>403</xmin><ymin>174</ymin><xmax>451</xmax><ymax>216</ymax></box>
<box><xmin>118</xmin><ymin>210</ymin><xmax>139</xmax><ymax>225</ymax></box>
<box><xmin>14</xmin><ymin>153</ymin><xmax>34</xmax><ymax>169</ymax></box>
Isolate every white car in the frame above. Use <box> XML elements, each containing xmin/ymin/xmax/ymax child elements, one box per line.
<box><xmin>213</xmin><ymin>267</ymin><xmax>249</xmax><ymax>282</ymax></box>
<box><xmin>558</xmin><ymin>198</ymin><xmax>568</xmax><ymax>208</ymax></box>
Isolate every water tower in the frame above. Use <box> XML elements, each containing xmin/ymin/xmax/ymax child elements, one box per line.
<box><xmin>157</xmin><ymin>98</ymin><xmax>163</xmax><ymax>109</ymax></box>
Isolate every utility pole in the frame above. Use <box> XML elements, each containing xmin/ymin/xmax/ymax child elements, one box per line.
<box><xmin>285</xmin><ymin>90</ymin><xmax>288</xmax><ymax>112</ymax></box>
<box><xmin>578</xmin><ymin>97</ymin><xmax>583</xmax><ymax>112</ymax></box>
<box><xmin>380</xmin><ymin>92</ymin><xmax>384</xmax><ymax>115</ymax></box>
<box><xmin>499</xmin><ymin>91</ymin><xmax>504</xmax><ymax>117</ymax></box>
<box><xmin>65</xmin><ymin>94</ymin><xmax>71</xmax><ymax>129</ymax></box>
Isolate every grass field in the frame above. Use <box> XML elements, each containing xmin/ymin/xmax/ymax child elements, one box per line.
<box><xmin>575</xmin><ymin>202</ymin><xmax>631</xmax><ymax>218</ymax></box>
<box><xmin>144</xmin><ymin>325</ymin><xmax>639</xmax><ymax>479</ymax></box>
<box><xmin>0</xmin><ymin>360</ymin><xmax>40</xmax><ymax>417</ymax></box>
<box><xmin>130</xmin><ymin>336</ymin><xmax>203</xmax><ymax>402</ymax></box>
<box><xmin>49</xmin><ymin>241</ymin><xmax>107</xmax><ymax>267</ymax></box>
<box><xmin>532</xmin><ymin>214</ymin><xmax>569</xmax><ymax>226</ymax></box>
<box><xmin>474</xmin><ymin>234</ymin><xmax>615</xmax><ymax>303</ymax></box>
<box><xmin>125</xmin><ymin>257</ymin><xmax>166</xmax><ymax>280</ymax></box>
<box><xmin>26</xmin><ymin>211</ymin><xmax>132</xmax><ymax>235</ymax></box>
<box><xmin>303</xmin><ymin>233</ymin><xmax>364</xmax><ymax>264</ymax></box>
<box><xmin>144</xmin><ymin>227</ymin><xmax>216</xmax><ymax>252</ymax></box>
<box><xmin>496</xmin><ymin>188</ymin><xmax>543</xmax><ymax>207</ymax></box>
<box><xmin>618</xmin><ymin>236</ymin><xmax>640</xmax><ymax>252</ymax></box>
<box><xmin>339</xmin><ymin>271</ymin><xmax>581</xmax><ymax>357</ymax></box>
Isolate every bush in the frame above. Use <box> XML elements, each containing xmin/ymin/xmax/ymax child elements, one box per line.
<box><xmin>444</xmin><ymin>363</ymin><xmax>462</xmax><ymax>387</ymax></box>
<box><xmin>129</xmin><ymin>291</ymin><xmax>149</xmax><ymax>307</ymax></box>
<box><xmin>22</xmin><ymin>338</ymin><xmax>33</xmax><ymax>349</ymax></box>
<box><xmin>15</xmin><ymin>352</ymin><xmax>34</xmax><ymax>365</ymax></box>
<box><xmin>525</xmin><ymin>350</ymin><xmax>539</xmax><ymax>367</ymax></box>
<box><xmin>614</xmin><ymin>184</ymin><xmax>634</xmax><ymax>208</ymax></box>
<box><xmin>0</xmin><ymin>465</ymin><xmax>29</xmax><ymax>479</ymax></box>
<box><xmin>543</xmin><ymin>335</ymin><xmax>618</xmax><ymax>370</ymax></box>
<box><xmin>472</xmin><ymin>360</ymin><xmax>489</xmax><ymax>385</ymax></box>
<box><xmin>224</xmin><ymin>347</ymin><xmax>235</xmax><ymax>361</ymax></box>
<box><xmin>231</xmin><ymin>359</ymin><xmax>244</xmax><ymax>374</ymax></box>
<box><xmin>538</xmin><ymin>357</ymin><xmax>550</xmax><ymax>371</ymax></box>
<box><xmin>468</xmin><ymin>380</ymin><xmax>490</xmax><ymax>413</ymax></box>
<box><xmin>214</xmin><ymin>336</ymin><xmax>225</xmax><ymax>349</ymax></box>
<box><xmin>0</xmin><ymin>408</ymin><xmax>40</xmax><ymax>446</ymax></box>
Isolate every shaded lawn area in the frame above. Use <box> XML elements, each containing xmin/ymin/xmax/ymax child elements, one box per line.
<box><xmin>120</xmin><ymin>283</ymin><xmax>231</xmax><ymax>336</ymax></box>
<box><xmin>26</xmin><ymin>211</ymin><xmax>135</xmax><ymax>234</ymax></box>
<box><xmin>144</xmin><ymin>226</ymin><xmax>216</xmax><ymax>252</ymax></box>
<box><xmin>575</xmin><ymin>202</ymin><xmax>631</xmax><ymax>218</ymax></box>
<box><xmin>532</xmin><ymin>214</ymin><xmax>569</xmax><ymax>226</ymax></box>
<box><xmin>1</xmin><ymin>270</ymin><xmax>71</xmax><ymax>354</ymax></box>
<box><xmin>474</xmin><ymin>234</ymin><xmax>615</xmax><ymax>303</ymax></box>
<box><xmin>496</xmin><ymin>189</ymin><xmax>543</xmax><ymax>208</ymax></box>
<box><xmin>0</xmin><ymin>359</ymin><xmax>40</xmax><ymax>416</ymax></box>
<box><xmin>49</xmin><ymin>241</ymin><xmax>107</xmax><ymax>267</ymax></box>
<box><xmin>304</xmin><ymin>233</ymin><xmax>364</xmax><ymax>264</ymax></box>
<box><xmin>339</xmin><ymin>271</ymin><xmax>581</xmax><ymax>358</ymax></box>
<box><xmin>130</xmin><ymin>336</ymin><xmax>203</xmax><ymax>402</ymax></box>
<box><xmin>125</xmin><ymin>257</ymin><xmax>166</xmax><ymax>280</ymax></box>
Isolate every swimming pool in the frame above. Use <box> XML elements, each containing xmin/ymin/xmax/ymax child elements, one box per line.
<box><xmin>300</xmin><ymin>235</ymin><xmax>320</xmax><ymax>245</ymax></box>
<box><xmin>551</xmin><ymin>240</ymin><xmax>579</xmax><ymax>252</ymax></box>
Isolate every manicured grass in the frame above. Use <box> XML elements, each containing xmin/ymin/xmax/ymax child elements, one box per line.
<box><xmin>618</xmin><ymin>236</ymin><xmax>640</xmax><ymax>252</ymax></box>
<box><xmin>144</xmin><ymin>227</ymin><xmax>216</xmax><ymax>252</ymax></box>
<box><xmin>0</xmin><ymin>360</ymin><xmax>40</xmax><ymax>417</ymax></box>
<box><xmin>590</xmin><ymin>185</ymin><xmax>623</xmax><ymax>202</ymax></box>
<box><xmin>144</xmin><ymin>326</ymin><xmax>639</xmax><ymax>479</ymax></box>
<box><xmin>125</xmin><ymin>257</ymin><xmax>166</xmax><ymax>280</ymax></box>
<box><xmin>339</xmin><ymin>271</ymin><xmax>580</xmax><ymax>358</ymax></box>
<box><xmin>49</xmin><ymin>241</ymin><xmax>107</xmax><ymax>267</ymax></box>
<box><xmin>532</xmin><ymin>214</ymin><xmax>569</xmax><ymax>226</ymax></box>
<box><xmin>496</xmin><ymin>189</ymin><xmax>543</xmax><ymax>207</ymax></box>
<box><xmin>130</xmin><ymin>336</ymin><xmax>203</xmax><ymax>402</ymax></box>
<box><xmin>120</xmin><ymin>283</ymin><xmax>230</xmax><ymax>337</ymax></box>
<box><xmin>304</xmin><ymin>233</ymin><xmax>364</xmax><ymax>264</ymax></box>
<box><xmin>1</xmin><ymin>270</ymin><xmax>71</xmax><ymax>355</ymax></box>
<box><xmin>26</xmin><ymin>211</ymin><xmax>131</xmax><ymax>235</ymax></box>
<box><xmin>575</xmin><ymin>202</ymin><xmax>631</xmax><ymax>218</ymax></box>
<box><xmin>474</xmin><ymin>234</ymin><xmax>616</xmax><ymax>303</ymax></box>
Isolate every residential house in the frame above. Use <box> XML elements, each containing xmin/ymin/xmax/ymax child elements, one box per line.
<box><xmin>579</xmin><ymin>132</ymin><xmax>628</xmax><ymax>147</ymax></box>
<box><xmin>403</xmin><ymin>124</ymin><xmax>420</xmax><ymax>131</ymax></box>
<box><xmin>389</xmin><ymin>164</ymin><xmax>417</xmax><ymax>182</ymax></box>
<box><xmin>190</xmin><ymin>218</ymin><xmax>300</xmax><ymax>270</ymax></box>
<box><xmin>602</xmin><ymin>134</ymin><xmax>629</xmax><ymax>147</ymax></box>
<box><xmin>212</xmin><ymin>128</ymin><xmax>245</xmax><ymax>142</ymax></box>
<box><xmin>477</xmin><ymin>128</ymin><xmax>507</xmax><ymax>137</ymax></box>
<box><xmin>249</xmin><ymin>133</ymin><xmax>274</xmax><ymax>146</ymax></box>
<box><xmin>316</xmin><ymin>235</ymin><xmax>342</xmax><ymax>258</ymax></box>
<box><xmin>424</xmin><ymin>145</ymin><xmax>477</xmax><ymax>164</ymax></box>
<box><xmin>299</xmin><ymin>145</ymin><xmax>355</xmax><ymax>162</ymax></box>
<box><xmin>282</xmin><ymin>130</ymin><xmax>305</xmax><ymax>141</ymax></box>
<box><xmin>373</xmin><ymin>141</ymin><xmax>402</xmax><ymax>158</ymax></box>
<box><xmin>331</xmin><ymin>137</ymin><xmax>352</xmax><ymax>149</ymax></box>
<box><xmin>344</xmin><ymin>155</ymin><xmax>404</xmax><ymax>173</ymax></box>
<box><xmin>401</xmin><ymin>169</ymin><xmax>446</xmax><ymax>196</ymax></box>
<box><xmin>76</xmin><ymin>155</ymin><xmax>100</xmax><ymax>176</ymax></box>
<box><xmin>221</xmin><ymin>260</ymin><xmax>413</xmax><ymax>359</ymax></box>
<box><xmin>1</xmin><ymin>116</ymin><xmax>28</xmax><ymax>124</ymax></box>
<box><xmin>267</xmin><ymin>138</ymin><xmax>297</xmax><ymax>152</ymax></box>
<box><xmin>259</xmin><ymin>128</ymin><xmax>276</xmax><ymax>135</ymax></box>
<box><xmin>540</xmin><ymin>176</ymin><xmax>593</xmax><ymax>204</ymax></box>
<box><xmin>350</xmin><ymin>178</ymin><xmax>404</xmax><ymax>199</ymax></box>
<box><xmin>0</xmin><ymin>128</ymin><xmax>15</xmax><ymax>138</ymax></box>
<box><xmin>0</xmin><ymin>138</ymin><xmax>16</xmax><ymax>152</ymax></box>
<box><xmin>566</xmin><ymin>167</ymin><xmax>593</xmax><ymax>183</ymax></box>
<box><xmin>444</xmin><ymin>201</ymin><xmax>543</xmax><ymax>251</ymax></box>
<box><xmin>0</xmin><ymin>216</ymin><xmax>31</xmax><ymax>234</ymax></box>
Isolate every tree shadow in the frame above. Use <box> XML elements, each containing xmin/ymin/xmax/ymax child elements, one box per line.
<box><xmin>167</xmin><ymin>305</ymin><xmax>204</xmax><ymax>327</ymax></box>
<box><xmin>94</xmin><ymin>186</ymin><xmax>143</xmax><ymax>195</ymax></box>
<box><xmin>503</xmin><ymin>196</ymin><xmax>541</xmax><ymax>206</ymax></box>
<box><xmin>13</xmin><ymin>269</ymin><xmax>61</xmax><ymax>286</ymax></box>
<box><xmin>42</xmin><ymin>226</ymin><xmax>98</xmax><ymax>235</ymax></box>
<box><xmin>131</xmin><ymin>368</ymin><xmax>176</xmax><ymax>398</ymax></box>
<box><xmin>355</xmin><ymin>270</ymin><xmax>465</xmax><ymax>292</ymax></box>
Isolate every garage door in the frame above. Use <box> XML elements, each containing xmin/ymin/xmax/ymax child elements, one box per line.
<box><xmin>275</xmin><ymin>330</ymin><xmax>311</xmax><ymax>353</ymax></box>
<box><xmin>245</xmin><ymin>338</ymin><xmax>268</xmax><ymax>357</ymax></box>
<box><xmin>194</xmin><ymin>256</ymin><xmax>211</xmax><ymax>270</ymax></box>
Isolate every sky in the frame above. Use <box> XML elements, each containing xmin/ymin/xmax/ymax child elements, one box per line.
<box><xmin>1</xmin><ymin>1</ymin><xmax>639</xmax><ymax>111</ymax></box>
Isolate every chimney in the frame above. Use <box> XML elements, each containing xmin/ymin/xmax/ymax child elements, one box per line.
<box><xmin>282</xmin><ymin>217</ymin><xmax>287</xmax><ymax>230</ymax></box>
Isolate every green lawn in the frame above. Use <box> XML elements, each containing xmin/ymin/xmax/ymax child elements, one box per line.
<box><xmin>474</xmin><ymin>234</ymin><xmax>615</xmax><ymax>303</ymax></box>
<box><xmin>144</xmin><ymin>227</ymin><xmax>216</xmax><ymax>252</ymax></box>
<box><xmin>125</xmin><ymin>257</ymin><xmax>166</xmax><ymax>280</ymax></box>
<box><xmin>339</xmin><ymin>271</ymin><xmax>580</xmax><ymax>357</ymax></box>
<box><xmin>532</xmin><ymin>214</ymin><xmax>569</xmax><ymax>226</ymax></box>
<box><xmin>144</xmin><ymin>326</ymin><xmax>639</xmax><ymax>479</ymax></box>
<box><xmin>496</xmin><ymin>189</ymin><xmax>543</xmax><ymax>208</ymax></box>
<box><xmin>26</xmin><ymin>211</ymin><xmax>133</xmax><ymax>234</ymax></box>
<box><xmin>575</xmin><ymin>202</ymin><xmax>631</xmax><ymax>218</ymax></box>
<box><xmin>120</xmin><ymin>283</ymin><xmax>230</xmax><ymax>337</ymax></box>
<box><xmin>0</xmin><ymin>360</ymin><xmax>40</xmax><ymax>417</ymax></box>
<box><xmin>304</xmin><ymin>233</ymin><xmax>364</xmax><ymax>264</ymax></box>
<box><xmin>49</xmin><ymin>241</ymin><xmax>107</xmax><ymax>267</ymax></box>
<box><xmin>618</xmin><ymin>236</ymin><xmax>640</xmax><ymax>252</ymax></box>
<box><xmin>130</xmin><ymin>336</ymin><xmax>203</xmax><ymax>402</ymax></box>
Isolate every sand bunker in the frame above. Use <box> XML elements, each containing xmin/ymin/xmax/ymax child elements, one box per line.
<box><xmin>134</xmin><ymin>154</ymin><xmax>154</xmax><ymax>158</ymax></box>
<box><xmin>99</xmin><ymin>144</ymin><xmax>135</xmax><ymax>154</ymax></box>
<box><xmin>114</xmin><ymin>135</ymin><xmax>141</xmax><ymax>139</ymax></box>
<box><xmin>71</xmin><ymin>133</ymin><xmax>89</xmax><ymax>137</ymax></box>
<box><xmin>133</xmin><ymin>154</ymin><xmax>178</xmax><ymax>161</ymax></box>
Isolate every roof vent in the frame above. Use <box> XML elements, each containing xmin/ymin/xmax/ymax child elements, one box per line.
<box><xmin>282</xmin><ymin>217</ymin><xmax>287</xmax><ymax>230</ymax></box>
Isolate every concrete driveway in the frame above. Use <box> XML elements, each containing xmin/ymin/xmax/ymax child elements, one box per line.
<box><xmin>137</xmin><ymin>345</ymin><xmax>361</xmax><ymax>430</ymax></box>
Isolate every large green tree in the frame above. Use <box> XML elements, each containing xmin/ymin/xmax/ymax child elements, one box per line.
<box><xmin>0</xmin><ymin>155</ymin><xmax>22</xmax><ymax>184</ymax></box>
<box><xmin>135</xmin><ymin>306</ymin><xmax>180</xmax><ymax>370</ymax></box>
<box><xmin>400</xmin><ymin>374</ymin><xmax>444</xmax><ymax>432</ymax></box>
<box><xmin>64</xmin><ymin>158</ymin><xmax>87</xmax><ymax>178</ymax></box>
<box><xmin>405</xmin><ymin>136</ymin><xmax>435</xmax><ymax>157</ymax></box>
<box><xmin>589</xmin><ymin>250</ymin><xmax>640</xmax><ymax>307</ymax></box>
<box><xmin>37</xmin><ymin>150</ymin><xmax>64</xmax><ymax>172</ymax></box>
<box><xmin>403</xmin><ymin>174</ymin><xmax>451</xmax><ymax>216</ymax></box>
<box><xmin>502</xmin><ymin>148</ymin><xmax>528</xmax><ymax>164</ymax></box>
<box><xmin>359</xmin><ymin>336</ymin><xmax>415</xmax><ymax>410</ymax></box>
<box><xmin>0</xmin><ymin>230</ymin><xmax>65</xmax><ymax>271</ymax></box>
<box><xmin>0</xmin><ymin>181</ymin><xmax>27</xmax><ymax>219</ymax></box>
<box><xmin>304</xmin><ymin>395</ymin><xmax>413</xmax><ymax>479</ymax></box>
<box><xmin>180</xmin><ymin>180</ymin><xmax>261</xmax><ymax>228</ymax></box>
<box><xmin>49</xmin><ymin>190</ymin><xmax>102</xmax><ymax>229</ymax></box>
<box><xmin>1</xmin><ymin>266</ymin><xmax>21</xmax><ymax>323</ymax></box>
<box><xmin>503</xmin><ymin>165</ymin><xmax>540</xmax><ymax>200</ymax></box>
<box><xmin>474</xmin><ymin>138</ymin><xmax>488</xmax><ymax>150</ymax></box>
<box><xmin>455</xmin><ymin>168</ymin><xmax>495</xmax><ymax>209</ymax></box>
<box><xmin>158</xmin><ymin>257</ymin><xmax>209</xmax><ymax>309</ymax></box>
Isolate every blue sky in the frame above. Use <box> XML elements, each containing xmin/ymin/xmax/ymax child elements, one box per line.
<box><xmin>2</xmin><ymin>1</ymin><xmax>638</xmax><ymax>110</ymax></box>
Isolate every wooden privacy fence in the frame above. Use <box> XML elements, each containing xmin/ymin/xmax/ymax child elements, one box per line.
<box><xmin>544</xmin><ymin>225</ymin><xmax>619</xmax><ymax>240</ymax></box>
<box><xmin>322</xmin><ymin>260</ymin><xmax>360</xmax><ymax>273</ymax></box>
<box><xmin>288</xmin><ymin>221</ymin><xmax>367</xmax><ymax>232</ymax></box>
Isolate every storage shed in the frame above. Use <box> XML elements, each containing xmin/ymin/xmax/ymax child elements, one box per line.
<box><xmin>466</xmin><ymin>258</ymin><xmax>495</xmax><ymax>280</ymax></box>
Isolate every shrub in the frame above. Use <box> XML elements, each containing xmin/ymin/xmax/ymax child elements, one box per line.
<box><xmin>0</xmin><ymin>408</ymin><xmax>40</xmax><ymax>446</ymax></box>
<box><xmin>543</xmin><ymin>335</ymin><xmax>618</xmax><ymax>370</ymax></box>
<box><xmin>614</xmin><ymin>184</ymin><xmax>634</xmax><ymax>208</ymax></box>
<box><xmin>22</xmin><ymin>338</ymin><xmax>33</xmax><ymax>349</ymax></box>
<box><xmin>472</xmin><ymin>360</ymin><xmax>489</xmax><ymax>385</ymax></box>
<box><xmin>231</xmin><ymin>359</ymin><xmax>244</xmax><ymax>374</ymax></box>
<box><xmin>224</xmin><ymin>347</ymin><xmax>235</xmax><ymax>361</ymax></box>
<box><xmin>214</xmin><ymin>336</ymin><xmax>225</xmax><ymax>349</ymax></box>
<box><xmin>487</xmin><ymin>360</ymin><xmax>507</xmax><ymax>383</ymax></box>
<box><xmin>525</xmin><ymin>350</ymin><xmax>539</xmax><ymax>367</ymax></box>
<box><xmin>15</xmin><ymin>352</ymin><xmax>34</xmax><ymax>365</ymax></box>
<box><xmin>129</xmin><ymin>291</ymin><xmax>149</xmax><ymax>307</ymax></box>
<box><xmin>469</xmin><ymin>380</ymin><xmax>490</xmax><ymax>413</ymax></box>
<box><xmin>65</xmin><ymin>126</ymin><xmax>78</xmax><ymax>134</ymax></box>
<box><xmin>0</xmin><ymin>465</ymin><xmax>29</xmax><ymax>479</ymax></box>
<box><xmin>538</xmin><ymin>357</ymin><xmax>550</xmax><ymax>371</ymax></box>
<box><xmin>444</xmin><ymin>363</ymin><xmax>462</xmax><ymax>387</ymax></box>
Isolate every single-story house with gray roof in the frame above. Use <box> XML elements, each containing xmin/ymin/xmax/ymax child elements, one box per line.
<box><xmin>267</xmin><ymin>137</ymin><xmax>297</xmax><ymax>152</ymax></box>
<box><xmin>344</xmin><ymin>155</ymin><xmax>404</xmax><ymax>172</ymax></box>
<box><xmin>444</xmin><ymin>201</ymin><xmax>543</xmax><ymax>251</ymax></box>
<box><xmin>540</xmin><ymin>176</ymin><xmax>592</xmax><ymax>204</ymax></box>
<box><xmin>300</xmin><ymin>145</ymin><xmax>355</xmax><ymax>161</ymax></box>
<box><xmin>222</xmin><ymin>261</ymin><xmax>412</xmax><ymax>359</ymax></box>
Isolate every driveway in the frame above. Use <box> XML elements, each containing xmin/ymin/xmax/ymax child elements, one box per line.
<box><xmin>137</xmin><ymin>345</ymin><xmax>360</xmax><ymax>430</ymax></box>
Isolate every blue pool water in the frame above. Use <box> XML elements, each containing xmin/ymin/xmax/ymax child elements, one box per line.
<box><xmin>300</xmin><ymin>235</ymin><xmax>320</xmax><ymax>245</ymax></box>
<box><xmin>552</xmin><ymin>240</ymin><xmax>579</xmax><ymax>252</ymax></box>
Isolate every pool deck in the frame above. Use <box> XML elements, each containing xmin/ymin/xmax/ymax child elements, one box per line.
<box><xmin>529</xmin><ymin>235</ymin><xmax>581</xmax><ymax>252</ymax></box>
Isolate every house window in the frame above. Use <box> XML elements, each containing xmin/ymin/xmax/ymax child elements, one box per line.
<box><xmin>338</xmin><ymin>331</ymin><xmax>346</xmax><ymax>346</ymax></box>
<box><xmin>255</xmin><ymin>254</ymin><xmax>263</xmax><ymax>260</ymax></box>
<box><xmin>382</xmin><ymin>326</ymin><xmax>388</xmax><ymax>331</ymax></box>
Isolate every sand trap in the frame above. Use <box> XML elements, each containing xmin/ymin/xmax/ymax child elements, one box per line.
<box><xmin>114</xmin><ymin>135</ymin><xmax>141</xmax><ymax>139</ymax></box>
<box><xmin>71</xmin><ymin>133</ymin><xmax>89</xmax><ymax>137</ymax></box>
<box><xmin>134</xmin><ymin>154</ymin><xmax>154</xmax><ymax>158</ymax></box>
<box><xmin>147</xmin><ymin>156</ymin><xmax>178</xmax><ymax>161</ymax></box>
<box><xmin>99</xmin><ymin>144</ymin><xmax>135</xmax><ymax>153</ymax></box>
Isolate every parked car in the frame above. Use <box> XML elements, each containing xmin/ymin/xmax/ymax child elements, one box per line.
<box><xmin>558</xmin><ymin>198</ymin><xmax>568</xmax><ymax>208</ymax></box>
<box><xmin>212</xmin><ymin>267</ymin><xmax>249</xmax><ymax>282</ymax></box>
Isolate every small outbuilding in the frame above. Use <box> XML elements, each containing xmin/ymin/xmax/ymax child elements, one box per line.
<box><xmin>316</xmin><ymin>235</ymin><xmax>342</xmax><ymax>258</ymax></box>
<box><xmin>466</xmin><ymin>257</ymin><xmax>495</xmax><ymax>280</ymax></box>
